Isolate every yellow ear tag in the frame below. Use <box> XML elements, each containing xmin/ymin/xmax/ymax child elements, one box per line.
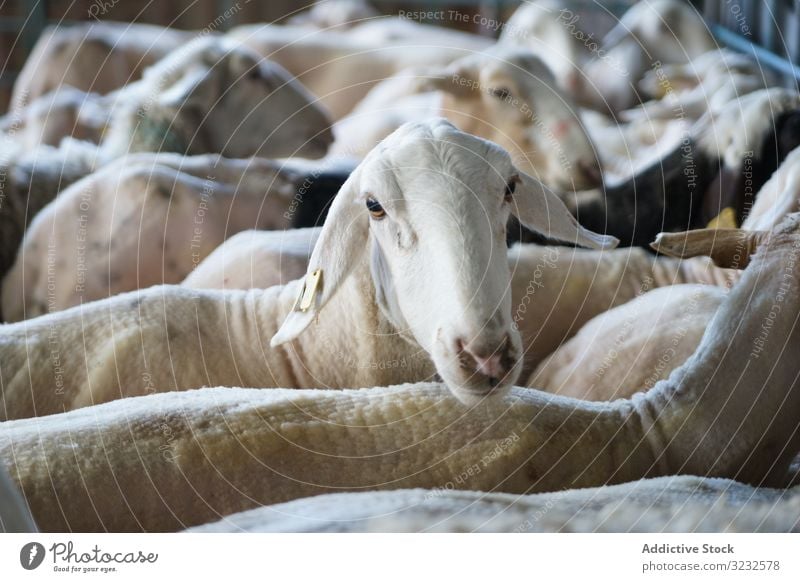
<box><xmin>293</xmin><ymin>269</ymin><xmax>322</xmax><ymax>312</ymax></box>
<box><xmin>706</xmin><ymin>207</ymin><xmax>738</xmax><ymax>230</ymax></box>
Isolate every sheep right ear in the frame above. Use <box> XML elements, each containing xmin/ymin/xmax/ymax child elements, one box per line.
<box><xmin>271</xmin><ymin>168</ymin><xmax>368</xmax><ymax>345</ymax></box>
<box><xmin>512</xmin><ymin>171</ymin><xmax>619</xmax><ymax>249</ymax></box>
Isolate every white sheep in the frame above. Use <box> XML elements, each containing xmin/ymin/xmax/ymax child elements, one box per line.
<box><xmin>0</xmin><ymin>36</ymin><xmax>333</xmax><ymax>284</ymax></box>
<box><xmin>525</xmin><ymin>223</ymin><xmax>769</xmax><ymax>400</ymax></box>
<box><xmin>3</xmin><ymin>218</ymin><xmax>799</xmax><ymax>531</ymax></box>
<box><xmin>583</xmin><ymin>0</ymin><xmax>716</xmax><ymax>112</ymax></box>
<box><xmin>571</xmin><ymin>88</ymin><xmax>800</xmax><ymax>247</ymax></box>
<box><xmin>0</xmin><ymin>119</ymin><xmax>615</xmax><ymax>420</ymax></box>
<box><xmin>188</xmin><ymin>477</ymin><xmax>800</xmax><ymax>532</ymax></box>
<box><xmin>11</xmin><ymin>21</ymin><xmax>192</xmax><ymax>110</ymax></box>
<box><xmin>637</xmin><ymin>48</ymin><xmax>773</xmax><ymax>101</ymax></box>
<box><xmin>183</xmin><ymin>225</ymin><xmax>733</xmax><ymax>380</ymax></box>
<box><xmin>528</xmin><ymin>283</ymin><xmax>724</xmax><ymax>400</ymax></box>
<box><xmin>227</xmin><ymin>23</ymin><xmax>488</xmax><ymax>120</ymax></box>
<box><xmin>288</xmin><ymin>0</ymin><xmax>380</xmax><ymax>29</ymax></box>
<box><xmin>0</xmin><ymin>87</ymin><xmax>109</xmax><ymax>150</ymax></box>
<box><xmin>330</xmin><ymin>45</ymin><xmax>603</xmax><ymax>191</ymax></box>
<box><xmin>498</xmin><ymin>0</ymin><xmax>593</xmax><ymax>98</ymax></box>
<box><xmin>182</xmin><ymin>228</ymin><xmax>317</xmax><ymax>291</ymax></box>
<box><xmin>1</xmin><ymin>155</ymin><xmax>314</xmax><ymax>322</ymax></box>
<box><xmin>742</xmin><ymin>146</ymin><xmax>800</xmax><ymax>231</ymax></box>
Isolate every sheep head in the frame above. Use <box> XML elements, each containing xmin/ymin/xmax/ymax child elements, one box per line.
<box><xmin>416</xmin><ymin>47</ymin><xmax>602</xmax><ymax>192</ymax></box>
<box><xmin>272</xmin><ymin>119</ymin><xmax>617</xmax><ymax>403</ymax></box>
<box><xmin>145</xmin><ymin>37</ymin><xmax>333</xmax><ymax>159</ymax></box>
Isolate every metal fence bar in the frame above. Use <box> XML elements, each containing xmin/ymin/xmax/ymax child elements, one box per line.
<box><xmin>712</xmin><ymin>23</ymin><xmax>800</xmax><ymax>82</ymax></box>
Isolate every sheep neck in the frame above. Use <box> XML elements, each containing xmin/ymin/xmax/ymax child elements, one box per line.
<box><xmin>102</xmin><ymin>105</ymin><xmax>209</xmax><ymax>160</ymax></box>
<box><xmin>265</xmin><ymin>257</ymin><xmax>436</xmax><ymax>389</ymax></box>
<box><xmin>632</xmin><ymin>234</ymin><xmax>800</xmax><ymax>486</ymax></box>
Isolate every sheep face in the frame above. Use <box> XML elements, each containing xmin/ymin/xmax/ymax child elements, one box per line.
<box><xmin>151</xmin><ymin>39</ymin><xmax>333</xmax><ymax>159</ymax></box>
<box><xmin>425</xmin><ymin>49</ymin><xmax>602</xmax><ymax>192</ymax></box>
<box><xmin>272</xmin><ymin>119</ymin><xmax>617</xmax><ymax>403</ymax></box>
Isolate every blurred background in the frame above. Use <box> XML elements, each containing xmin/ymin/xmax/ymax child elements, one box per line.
<box><xmin>7</xmin><ymin>1</ymin><xmax>797</xmax><ymax>112</ymax></box>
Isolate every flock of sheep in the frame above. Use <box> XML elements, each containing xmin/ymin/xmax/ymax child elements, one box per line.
<box><xmin>2</xmin><ymin>0</ymin><xmax>800</xmax><ymax>533</ymax></box>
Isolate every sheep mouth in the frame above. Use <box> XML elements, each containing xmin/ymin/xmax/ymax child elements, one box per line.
<box><xmin>452</xmin><ymin>364</ymin><xmax>519</xmax><ymax>397</ymax></box>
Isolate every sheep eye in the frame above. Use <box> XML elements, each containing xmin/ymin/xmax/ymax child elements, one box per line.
<box><xmin>490</xmin><ymin>87</ymin><xmax>511</xmax><ymax>100</ymax></box>
<box><xmin>366</xmin><ymin>197</ymin><xmax>386</xmax><ymax>219</ymax></box>
<box><xmin>248</xmin><ymin>68</ymin><xmax>261</xmax><ymax>81</ymax></box>
<box><xmin>504</xmin><ymin>175</ymin><xmax>519</xmax><ymax>202</ymax></box>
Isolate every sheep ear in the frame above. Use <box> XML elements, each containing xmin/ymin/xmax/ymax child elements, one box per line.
<box><xmin>157</xmin><ymin>67</ymin><xmax>213</xmax><ymax>110</ymax></box>
<box><xmin>651</xmin><ymin>228</ymin><xmax>766</xmax><ymax>269</ymax></box>
<box><xmin>271</xmin><ymin>169</ymin><xmax>368</xmax><ymax>345</ymax></box>
<box><xmin>511</xmin><ymin>172</ymin><xmax>619</xmax><ymax>249</ymax></box>
<box><xmin>414</xmin><ymin>65</ymin><xmax>478</xmax><ymax>98</ymax></box>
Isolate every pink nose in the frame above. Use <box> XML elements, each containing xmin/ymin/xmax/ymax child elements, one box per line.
<box><xmin>456</xmin><ymin>336</ymin><xmax>513</xmax><ymax>386</ymax></box>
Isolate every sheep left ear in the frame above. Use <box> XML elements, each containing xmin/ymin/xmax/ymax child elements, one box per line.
<box><xmin>271</xmin><ymin>167</ymin><xmax>368</xmax><ymax>345</ymax></box>
<box><xmin>511</xmin><ymin>171</ymin><xmax>619</xmax><ymax>249</ymax></box>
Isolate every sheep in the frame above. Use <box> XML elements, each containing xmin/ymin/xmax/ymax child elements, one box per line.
<box><xmin>570</xmin><ymin>89</ymin><xmax>800</xmax><ymax>246</ymax></box>
<box><xmin>539</xmin><ymin>145</ymin><xmax>800</xmax><ymax>400</ymax></box>
<box><xmin>498</xmin><ymin>0</ymin><xmax>596</xmax><ymax>102</ymax></box>
<box><xmin>11</xmin><ymin>21</ymin><xmax>191</xmax><ymax>111</ymax></box>
<box><xmin>182</xmin><ymin>228</ymin><xmax>318</xmax><ymax>291</ymax></box>
<box><xmin>579</xmin><ymin>108</ymin><xmax>692</xmax><ymax>182</ymax></box>
<box><xmin>227</xmin><ymin>24</ymin><xmax>486</xmax><ymax>120</ymax></box>
<box><xmin>528</xmin><ymin>283</ymin><xmax>724</xmax><ymax>400</ymax></box>
<box><xmin>0</xmin><ymin>87</ymin><xmax>109</xmax><ymax>150</ymax></box>
<box><xmin>0</xmin><ymin>119</ymin><xmax>616</xmax><ymax>420</ymax></box>
<box><xmin>288</xmin><ymin>0</ymin><xmax>380</xmax><ymax>29</ymax></box>
<box><xmin>533</xmin><ymin>112</ymin><xmax>800</xmax><ymax>394</ymax></box>
<box><xmin>0</xmin><ymin>36</ymin><xmax>333</xmax><ymax>284</ymax></box>
<box><xmin>344</xmin><ymin>16</ymin><xmax>491</xmax><ymax>51</ymax></box>
<box><xmin>189</xmin><ymin>477</ymin><xmax>800</xmax><ymax>532</ymax></box>
<box><xmin>526</xmin><ymin>221</ymin><xmax>774</xmax><ymax>401</ymax></box>
<box><xmin>583</xmin><ymin>0</ymin><xmax>716</xmax><ymax>113</ymax></box>
<box><xmin>3</xmin><ymin>216</ymin><xmax>800</xmax><ymax>531</ymax></box>
<box><xmin>622</xmin><ymin>67</ymin><xmax>771</xmax><ymax>123</ymax></box>
<box><xmin>0</xmin><ymin>155</ymin><xmax>339</xmax><ymax>321</ymax></box>
<box><xmin>637</xmin><ymin>48</ymin><xmax>774</xmax><ymax>102</ymax></box>
<box><xmin>330</xmin><ymin>45</ymin><xmax>603</xmax><ymax>191</ymax></box>
<box><xmin>724</xmin><ymin>129</ymin><xmax>800</xmax><ymax>232</ymax></box>
<box><xmin>182</xmin><ymin>225</ymin><xmax>734</xmax><ymax>380</ymax></box>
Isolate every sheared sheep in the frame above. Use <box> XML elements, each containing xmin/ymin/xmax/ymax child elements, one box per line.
<box><xmin>3</xmin><ymin>216</ymin><xmax>800</xmax><ymax>531</ymax></box>
<box><xmin>1</xmin><ymin>156</ymin><xmax>346</xmax><ymax>321</ymax></box>
<box><xmin>331</xmin><ymin>45</ymin><xmax>603</xmax><ymax>191</ymax></box>
<box><xmin>182</xmin><ymin>228</ymin><xmax>318</xmax><ymax>291</ymax></box>
<box><xmin>0</xmin><ymin>119</ymin><xmax>615</xmax><ymax>420</ymax></box>
<box><xmin>526</xmin><ymin>224</ymin><xmax>766</xmax><ymax>400</ymax></box>
<box><xmin>0</xmin><ymin>36</ymin><xmax>333</xmax><ymax>285</ymax></box>
<box><xmin>498</xmin><ymin>0</ymin><xmax>600</xmax><ymax>105</ymax></box>
<box><xmin>288</xmin><ymin>0</ymin><xmax>380</xmax><ymax>29</ymax></box>
<box><xmin>571</xmin><ymin>89</ymin><xmax>800</xmax><ymax>246</ymax></box>
<box><xmin>182</xmin><ymin>225</ymin><xmax>733</xmax><ymax>379</ymax></box>
<box><xmin>583</xmin><ymin>0</ymin><xmax>716</xmax><ymax>112</ymax></box>
<box><xmin>189</xmin><ymin>477</ymin><xmax>800</xmax><ymax>532</ymax></box>
<box><xmin>1</xmin><ymin>87</ymin><xmax>109</xmax><ymax>149</ymax></box>
<box><xmin>11</xmin><ymin>21</ymin><xmax>192</xmax><ymax>110</ymax></box>
<box><xmin>227</xmin><ymin>24</ymin><xmax>487</xmax><ymax>120</ymax></box>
